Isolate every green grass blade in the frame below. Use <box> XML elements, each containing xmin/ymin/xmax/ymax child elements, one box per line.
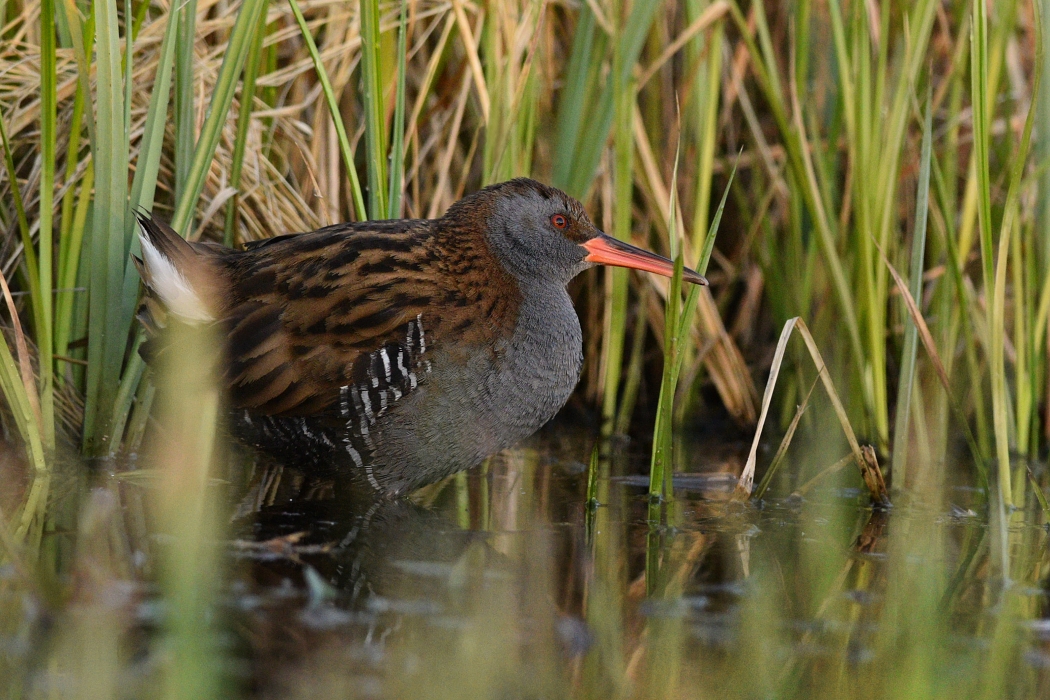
<box><xmin>551</xmin><ymin>6</ymin><xmax>598</xmax><ymax>193</ymax></box>
<box><xmin>649</xmin><ymin>144</ymin><xmax>686</xmax><ymax>502</ymax></box>
<box><xmin>225</xmin><ymin>0</ymin><xmax>270</xmax><ymax>247</ymax></box>
<box><xmin>288</xmin><ymin>0</ymin><xmax>367</xmax><ymax>221</ymax></box>
<box><xmin>84</xmin><ymin>0</ymin><xmax>131</xmax><ymax>455</ymax></box>
<box><xmin>1015</xmin><ymin>2</ymin><xmax>1044</xmax><ymax>456</ymax></box>
<box><xmin>687</xmin><ymin>1</ymin><xmax>724</xmax><ymax>254</ymax></box>
<box><xmin>0</xmin><ymin>272</ymin><xmax>46</xmax><ymax>477</ymax></box>
<box><xmin>174</xmin><ymin>0</ymin><xmax>199</xmax><ymax>202</ymax></box>
<box><xmin>57</xmin><ymin>65</ymin><xmax>86</xmax><ymax>310</ymax></box>
<box><xmin>62</xmin><ymin>0</ymin><xmax>96</xmax><ymax>147</ymax></box>
<box><xmin>553</xmin><ymin>0</ymin><xmax>660</xmax><ymax>199</ymax></box>
<box><xmin>1</xmin><ymin>112</ymin><xmax>40</xmax><ymax>298</ymax></box>
<box><xmin>1041</xmin><ymin>0</ymin><xmax>1050</xmax><ymax>279</ymax></box>
<box><xmin>990</xmin><ymin>2</ymin><xmax>1041</xmax><ymax>503</ymax></box>
<box><xmin>891</xmin><ymin>87</ymin><xmax>933</xmax><ymax>490</ymax></box>
<box><xmin>598</xmin><ymin>68</ymin><xmax>633</xmax><ymax>434</ymax></box>
<box><xmin>579</xmin><ymin>1</ymin><xmax>656</xmax><ymax>195</ymax></box>
<box><xmin>726</xmin><ymin>1</ymin><xmax>866</xmax><ymax>411</ymax></box>
<box><xmin>54</xmin><ymin>161</ymin><xmax>93</xmax><ymax>363</ymax></box>
<box><xmin>694</xmin><ymin>153</ymin><xmax>737</xmax><ymax>280</ymax></box>
<box><xmin>648</xmin><ymin>146</ymin><xmax>734</xmax><ymax>501</ymax></box>
<box><xmin>387</xmin><ymin>0</ymin><xmax>408</xmax><ymax>219</ymax></box>
<box><xmin>122</xmin><ymin>0</ymin><xmax>132</xmax><ymax>147</ymax></box>
<box><xmin>127</xmin><ymin>7</ymin><xmax>179</xmax><ymax>227</ymax></box>
<box><xmin>971</xmin><ymin>0</ymin><xmax>1014</xmax><ymax>509</ymax></box>
<box><xmin>359</xmin><ymin>0</ymin><xmax>388</xmax><ymax>219</ymax></box>
<box><xmin>0</xmin><ymin>109</ymin><xmax>31</xmax><ymax>255</ymax></box>
<box><xmin>108</xmin><ymin>0</ymin><xmax>269</xmax><ymax>447</ymax></box>
<box><xmin>37</xmin><ymin>0</ymin><xmax>58</xmax><ymax>448</ymax></box>
<box><xmin>170</xmin><ymin>0</ymin><xmax>269</xmax><ymax>234</ymax></box>
<box><xmin>119</xmin><ymin>6</ymin><xmax>180</xmax><ymax>335</ymax></box>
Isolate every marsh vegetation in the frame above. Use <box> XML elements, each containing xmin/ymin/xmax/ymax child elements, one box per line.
<box><xmin>1</xmin><ymin>0</ymin><xmax>1049</xmax><ymax>697</ymax></box>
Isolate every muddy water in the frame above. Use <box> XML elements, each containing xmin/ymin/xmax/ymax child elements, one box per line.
<box><xmin>216</xmin><ymin>421</ymin><xmax>1050</xmax><ymax>699</ymax></box>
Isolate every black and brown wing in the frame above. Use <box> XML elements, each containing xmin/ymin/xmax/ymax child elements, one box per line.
<box><xmin>217</xmin><ymin>220</ymin><xmax>448</xmax><ymax>418</ymax></box>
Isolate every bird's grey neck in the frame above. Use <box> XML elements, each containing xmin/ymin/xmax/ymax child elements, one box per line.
<box><xmin>496</xmin><ymin>280</ymin><xmax>583</xmax><ymax>424</ymax></box>
<box><xmin>508</xmin><ymin>280</ymin><xmax>581</xmax><ymax>353</ymax></box>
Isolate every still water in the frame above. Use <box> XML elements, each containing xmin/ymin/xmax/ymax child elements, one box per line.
<box><xmin>5</xmin><ymin>420</ymin><xmax>1050</xmax><ymax>698</ymax></box>
<box><xmin>222</xmin><ymin>423</ymin><xmax>1050</xmax><ymax>698</ymax></box>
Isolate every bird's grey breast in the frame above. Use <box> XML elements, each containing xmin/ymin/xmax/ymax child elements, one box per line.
<box><xmin>370</xmin><ymin>284</ymin><xmax>583</xmax><ymax>493</ymax></box>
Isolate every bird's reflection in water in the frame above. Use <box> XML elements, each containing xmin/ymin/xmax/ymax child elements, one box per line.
<box><xmin>227</xmin><ymin>453</ymin><xmax>572</xmax><ymax>699</ymax></box>
<box><xmin>232</xmin><ymin>465</ymin><xmax>484</xmax><ymax>601</ymax></box>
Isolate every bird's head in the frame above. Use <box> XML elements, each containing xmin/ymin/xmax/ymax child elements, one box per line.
<box><xmin>448</xmin><ymin>178</ymin><xmax>708</xmax><ymax>287</ymax></box>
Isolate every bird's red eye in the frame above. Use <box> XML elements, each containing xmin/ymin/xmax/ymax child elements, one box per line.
<box><xmin>551</xmin><ymin>214</ymin><xmax>568</xmax><ymax>229</ymax></box>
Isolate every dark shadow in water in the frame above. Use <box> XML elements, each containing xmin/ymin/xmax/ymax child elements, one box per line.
<box><xmin>224</xmin><ymin>461</ymin><xmax>521</xmax><ymax>698</ymax></box>
<box><xmin>230</xmin><ymin>474</ymin><xmax>485</xmax><ymax>603</ymax></box>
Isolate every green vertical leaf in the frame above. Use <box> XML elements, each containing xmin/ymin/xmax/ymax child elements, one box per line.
<box><xmin>170</xmin><ymin>0</ymin><xmax>270</xmax><ymax>234</ymax></box>
<box><xmin>225</xmin><ymin>0</ymin><xmax>270</xmax><ymax>246</ymax></box>
<box><xmin>174</xmin><ymin>0</ymin><xmax>199</xmax><ymax>203</ymax></box>
<box><xmin>387</xmin><ymin>0</ymin><xmax>408</xmax><ymax>219</ymax></box>
<box><xmin>359</xmin><ymin>0</ymin><xmax>388</xmax><ymax>218</ymax></box>
<box><xmin>84</xmin><ymin>0</ymin><xmax>130</xmax><ymax>455</ymax></box>
<box><xmin>891</xmin><ymin>88</ymin><xmax>933</xmax><ymax>489</ymax></box>
<box><xmin>288</xmin><ymin>0</ymin><xmax>367</xmax><ymax>221</ymax></box>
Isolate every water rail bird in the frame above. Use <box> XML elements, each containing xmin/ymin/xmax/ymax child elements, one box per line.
<box><xmin>135</xmin><ymin>178</ymin><xmax>707</xmax><ymax>496</ymax></box>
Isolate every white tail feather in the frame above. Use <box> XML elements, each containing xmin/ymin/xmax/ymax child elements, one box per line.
<box><xmin>137</xmin><ymin>221</ymin><xmax>214</xmax><ymax>323</ymax></box>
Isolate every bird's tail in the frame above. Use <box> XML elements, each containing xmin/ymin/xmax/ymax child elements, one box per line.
<box><xmin>134</xmin><ymin>211</ymin><xmax>222</xmax><ymax>326</ymax></box>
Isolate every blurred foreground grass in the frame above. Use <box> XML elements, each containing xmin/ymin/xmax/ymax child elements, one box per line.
<box><xmin>0</xmin><ymin>0</ymin><xmax>1049</xmax><ymax>697</ymax></box>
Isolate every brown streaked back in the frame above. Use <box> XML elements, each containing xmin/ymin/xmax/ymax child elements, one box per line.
<box><xmin>214</xmin><ymin>217</ymin><xmax>523</xmax><ymax>417</ymax></box>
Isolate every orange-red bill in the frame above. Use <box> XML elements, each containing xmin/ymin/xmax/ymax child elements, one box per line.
<box><xmin>582</xmin><ymin>233</ymin><xmax>708</xmax><ymax>285</ymax></box>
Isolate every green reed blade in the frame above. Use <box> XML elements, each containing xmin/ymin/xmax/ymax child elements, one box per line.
<box><xmin>1014</xmin><ymin>4</ymin><xmax>1043</xmax><ymax>456</ymax></box>
<box><xmin>83</xmin><ymin>0</ymin><xmax>131</xmax><ymax>455</ymax></box>
<box><xmin>225</xmin><ymin>0</ymin><xmax>270</xmax><ymax>247</ymax></box>
<box><xmin>1</xmin><ymin>114</ymin><xmax>39</xmax><ymax>296</ymax></box>
<box><xmin>587</xmin><ymin>0</ymin><xmax>659</xmax><ymax>192</ymax></box>
<box><xmin>694</xmin><ymin>154</ymin><xmax>736</xmax><ymax>281</ymax></box>
<box><xmin>107</xmin><ymin>0</ymin><xmax>269</xmax><ymax>447</ymax></box>
<box><xmin>62</xmin><ymin>0</ymin><xmax>96</xmax><ymax>146</ymax></box>
<box><xmin>649</xmin><ymin>146</ymin><xmax>735</xmax><ymax>502</ymax></box>
<box><xmin>107</xmin><ymin>339</ymin><xmax>146</xmax><ymax>450</ymax></box>
<box><xmin>37</xmin><ymin>0</ymin><xmax>58</xmax><ymax>449</ymax></box>
<box><xmin>359</xmin><ymin>0</ymin><xmax>388</xmax><ymax>219</ymax></box>
<box><xmin>57</xmin><ymin>69</ymin><xmax>86</xmax><ymax>288</ymax></box>
<box><xmin>0</xmin><ymin>109</ymin><xmax>30</xmax><ymax>255</ymax></box>
<box><xmin>990</xmin><ymin>1</ymin><xmax>1040</xmax><ymax>501</ymax></box>
<box><xmin>288</xmin><ymin>0</ymin><xmax>367</xmax><ymax>221</ymax></box>
<box><xmin>687</xmin><ymin>0</ymin><xmax>723</xmax><ymax>254</ymax></box>
<box><xmin>0</xmin><ymin>273</ymin><xmax>46</xmax><ymax>477</ymax></box>
<box><xmin>387</xmin><ymin>0</ymin><xmax>408</xmax><ymax>219</ymax></box>
<box><xmin>171</xmin><ymin>0</ymin><xmax>268</xmax><ymax>235</ymax></box>
<box><xmin>727</xmin><ymin>0</ymin><xmax>866</xmax><ymax>407</ymax></box>
<box><xmin>1027</xmin><ymin>466</ymin><xmax>1050</xmax><ymax>521</ymax></box>
<box><xmin>55</xmin><ymin>162</ymin><xmax>93</xmax><ymax>364</ymax></box>
<box><xmin>971</xmin><ymin>0</ymin><xmax>1012</xmax><ymax>509</ymax></box>
<box><xmin>122</xmin><ymin>0</ymin><xmax>132</xmax><ymax>146</ymax></box>
<box><xmin>598</xmin><ymin>0</ymin><xmax>663</xmax><ymax>433</ymax></box>
<box><xmin>551</xmin><ymin>5</ymin><xmax>597</xmax><ymax>194</ymax></box>
<box><xmin>174</xmin><ymin>0</ymin><xmax>199</xmax><ymax>203</ymax></box>
<box><xmin>649</xmin><ymin>253</ymin><xmax>685</xmax><ymax>503</ymax></box>
<box><xmin>132</xmin><ymin>0</ymin><xmax>151</xmax><ymax>37</ymax></box>
<box><xmin>119</xmin><ymin>3</ymin><xmax>179</xmax><ymax>335</ymax></box>
<box><xmin>128</xmin><ymin>7</ymin><xmax>179</xmax><ymax>227</ymax></box>
<box><xmin>552</xmin><ymin>0</ymin><xmax>660</xmax><ymax>199</ymax></box>
<box><xmin>891</xmin><ymin>87</ymin><xmax>933</xmax><ymax>490</ymax></box>
<box><xmin>599</xmin><ymin>68</ymin><xmax>632</xmax><ymax>435</ymax></box>
<box><xmin>867</xmin><ymin>0</ymin><xmax>938</xmax><ymax>452</ymax></box>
